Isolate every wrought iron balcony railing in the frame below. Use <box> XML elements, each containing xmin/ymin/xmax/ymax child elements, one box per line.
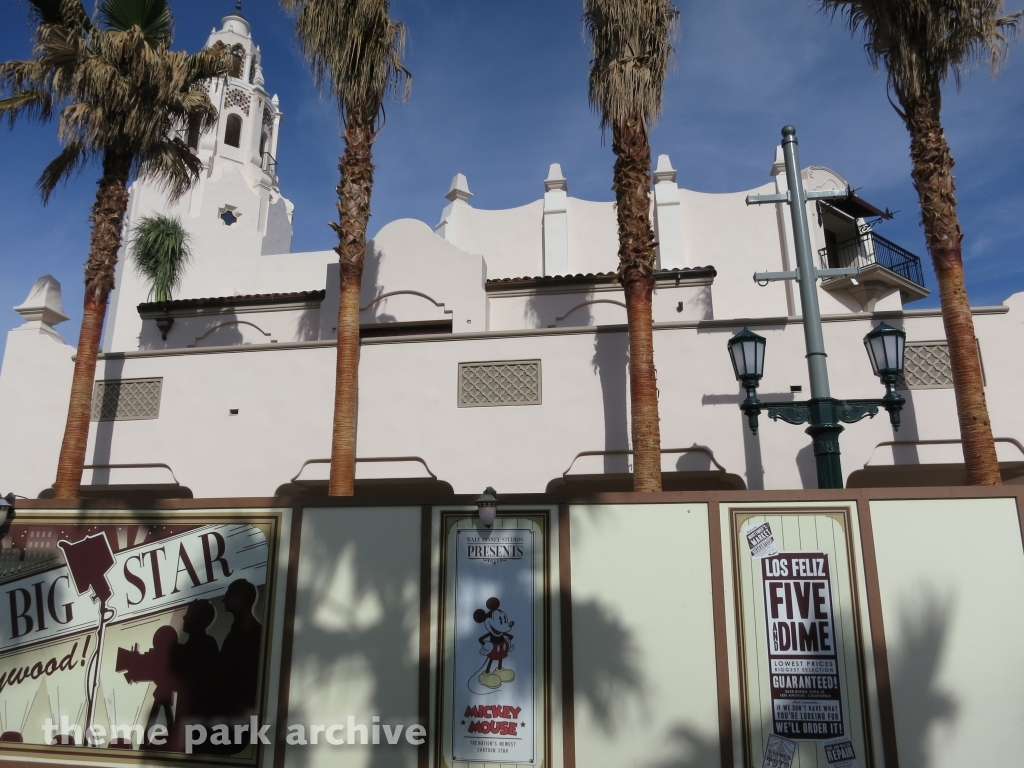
<box><xmin>818</xmin><ymin>231</ymin><xmax>925</xmax><ymax>288</ymax></box>
<box><xmin>261</xmin><ymin>152</ymin><xmax>277</xmax><ymax>178</ymax></box>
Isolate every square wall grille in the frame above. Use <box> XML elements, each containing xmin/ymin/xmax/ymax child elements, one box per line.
<box><xmin>899</xmin><ymin>342</ymin><xmax>953</xmax><ymax>390</ymax></box>
<box><xmin>459</xmin><ymin>360</ymin><xmax>541</xmax><ymax>407</ymax></box>
<box><xmin>91</xmin><ymin>378</ymin><xmax>163</xmax><ymax>421</ymax></box>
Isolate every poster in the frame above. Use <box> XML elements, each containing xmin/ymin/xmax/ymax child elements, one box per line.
<box><xmin>451</xmin><ymin>527</ymin><xmax>535</xmax><ymax>764</ymax></box>
<box><xmin>761</xmin><ymin>552</ymin><xmax>843</xmax><ymax>740</ymax></box>
<box><xmin>0</xmin><ymin>512</ymin><xmax>284</xmax><ymax>764</ymax></box>
<box><xmin>745</xmin><ymin>522</ymin><xmax>778</xmax><ymax>559</ymax></box>
<box><xmin>761</xmin><ymin>734</ymin><xmax>796</xmax><ymax>768</ymax></box>
<box><xmin>823</xmin><ymin>736</ymin><xmax>858</xmax><ymax>768</ymax></box>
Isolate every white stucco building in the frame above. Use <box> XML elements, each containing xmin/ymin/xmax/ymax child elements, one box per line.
<box><xmin>1</xmin><ymin>11</ymin><xmax>1022</xmax><ymax>500</ymax></box>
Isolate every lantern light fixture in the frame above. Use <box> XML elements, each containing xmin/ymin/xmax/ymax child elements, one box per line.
<box><xmin>727</xmin><ymin>327</ymin><xmax>767</xmax><ymax>384</ymax></box>
<box><xmin>476</xmin><ymin>486</ymin><xmax>497</xmax><ymax>527</ymax></box>
<box><xmin>727</xmin><ymin>328</ymin><xmax>767</xmax><ymax>435</ymax></box>
<box><xmin>0</xmin><ymin>493</ymin><xmax>12</xmax><ymax>528</ymax></box>
<box><xmin>863</xmin><ymin>322</ymin><xmax>906</xmax><ymax>381</ymax></box>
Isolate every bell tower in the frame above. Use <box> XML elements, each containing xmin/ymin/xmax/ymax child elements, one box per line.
<box><xmin>197</xmin><ymin>5</ymin><xmax>282</xmax><ymax>188</ymax></box>
<box><xmin>103</xmin><ymin>6</ymin><xmax>296</xmax><ymax>353</ymax></box>
<box><xmin>186</xmin><ymin>4</ymin><xmax>292</xmax><ymax>251</ymax></box>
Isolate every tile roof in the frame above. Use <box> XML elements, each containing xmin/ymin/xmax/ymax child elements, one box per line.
<box><xmin>138</xmin><ymin>290</ymin><xmax>325</xmax><ymax>314</ymax></box>
<box><xmin>485</xmin><ymin>266</ymin><xmax>716</xmax><ymax>289</ymax></box>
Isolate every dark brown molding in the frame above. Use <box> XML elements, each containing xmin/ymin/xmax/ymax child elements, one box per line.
<box><xmin>16</xmin><ymin>486</ymin><xmax>1024</xmax><ymax>515</ymax></box>
<box><xmin>558</xmin><ymin>505</ymin><xmax>577</xmax><ymax>768</ymax></box>
<box><xmin>1016</xmin><ymin>495</ymin><xmax>1024</xmax><ymax>557</ymax></box>
<box><xmin>855</xmin><ymin>496</ymin><xmax>900</xmax><ymax>768</ymax></box>
<box><xmin>418</xmin><ymin>506</ymin><xmax>433</xmax><ymax>768</ymax></box>
<box><xmin>707</xmin><ymin>501</ymin><xmax>733</xmax><ymax>768</ymax></box>
<box><xmin>273</xmin><ymin>507</ymin><xmax>304</xmax><ymax>768</ymax></box>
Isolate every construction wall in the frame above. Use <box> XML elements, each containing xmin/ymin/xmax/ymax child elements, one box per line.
<box><xmin>0</xmin><ymin>488</ymin><xmax>1020</xmax><ymax>768</ymax></box>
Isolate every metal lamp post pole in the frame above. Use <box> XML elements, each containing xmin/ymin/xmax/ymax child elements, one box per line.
<box><xmin>780</xmin><ymin>127</ymin><xmax>843</xmax><ymax>488</ymax></box>
<box><xmin>739</xmin><ymin>126</ymin><xmax>907</xmax><ymax>489</ymax></box>
<box><xmin>746</xmin><ymin>126</ymin><xmax>861</xmax><ymax>489</ymax></box>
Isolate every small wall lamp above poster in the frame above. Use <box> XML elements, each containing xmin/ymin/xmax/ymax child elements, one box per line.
<box><xmin>0</xmin><ymin>494</ymin><xmax>14</xmax><ymax>528</ymax></box>
<box><xmin>476</xmin><ymin>487</ymin><xmax>498</xmax><ymax>527</ymax></box>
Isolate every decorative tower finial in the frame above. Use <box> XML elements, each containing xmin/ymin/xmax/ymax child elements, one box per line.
<box><xmin>236</xmin><ymin>0</ymin><xmax>242</xmax><ymax>11</ymax></box>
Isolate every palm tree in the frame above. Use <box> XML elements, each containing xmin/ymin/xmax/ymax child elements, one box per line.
<box><xmin>819</xmin><ymin>0</ymin><xmax>1020</xmax><ymax>485</ymax></box>
<box><xmin>0</xmin><ymin>0</ymin><xmax>230</xmax><ymax>498</ymax></box>
<box><xmin>130</xmin><ymin>214</ymin><xmax>193</xmax><ymax>302</ymax></box>
<box><xmin>583</xmin><ymin>0</ymin><xmax>679</xmax><ymax>492</ymax></box>
<box><xmin>281</xmin><ymin>0</ymin><xmax>410</xmax><ymax>496</ymax></box>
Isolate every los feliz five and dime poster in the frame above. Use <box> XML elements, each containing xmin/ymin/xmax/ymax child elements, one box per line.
<box><xmin>733</xmin><ymin>510</ymin><xmax>871</xmax><ymax>768</ymax></box>
<box><xmin>440</xmin><ymin>515</ymin><xmax>546</xmax><ymax>767</ymax></box>
<box><xmin>761</xmin><ymin>552</ymin><xmax>843</xmax><ymax>739</ymax></box>
<box><xmin>0</xmin><ymin>510</ymin><xmax>288</xmax><ymax>765</ymax></box>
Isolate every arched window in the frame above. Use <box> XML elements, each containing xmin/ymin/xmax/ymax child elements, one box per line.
<box><xmin>259</xmin><ymin>131</ymin><xmax>268</xmax><ymax>155</ymax></box>
<box><xmin>229</xmin><ymin>44</ymin><xmax>245</xmax><ymax>78</ymax></box>
<box><xmin>224</xmin><ymin>114</ymin><xmax>242</xmax><ymax>148</ymax></box>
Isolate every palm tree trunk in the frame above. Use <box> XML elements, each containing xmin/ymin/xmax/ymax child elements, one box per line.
<box><xmin>54</xmin><ymin>151</ymin><xmax>132</xmax><ymax>499</ymax></box>
<box><xmin>329</xmin><ymin>107</ymin><xmax>375</xmax><ymax>496</ymax></box>
<box><xmin>612</xmin><ymin>116</ymin><xmax>662</xmax><ymax>492</ymax></box>
<box><xmin>904</xmin><ymin>89</ymin><xmax>1001</xmax><ymax>485</ymax></box>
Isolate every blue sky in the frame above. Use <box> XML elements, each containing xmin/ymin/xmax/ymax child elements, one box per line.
<box><xmin>1</xmin><ymin>0</ymin><xmax>1022</xmax><ymax>354</ymax></box>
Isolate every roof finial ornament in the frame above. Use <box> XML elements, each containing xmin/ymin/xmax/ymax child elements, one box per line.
<box><xmin>235</xmin><ymin>0</ymin><xmax>243</xmax><ymax>13</ymax></box>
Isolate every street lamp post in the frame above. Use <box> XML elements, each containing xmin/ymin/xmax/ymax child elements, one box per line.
<box><xmin>733</xmin><ymin>125</ymin><xmax>907</xmax><ymax>489</ymax></box>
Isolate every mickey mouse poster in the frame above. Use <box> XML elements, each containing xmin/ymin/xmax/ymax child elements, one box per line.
<box><xmin>452</xmin><ymin>527</ymin><xmax>535</xmax><ymax>764</ymax></box>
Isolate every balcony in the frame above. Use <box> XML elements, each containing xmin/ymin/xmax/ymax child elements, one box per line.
<box><xmin>818</xmin><ymin>230</ymin><xmax>929</xmax><ymax>308</ymax></box>
<box><xmin>261</xmin><ymin>152</ymin><xmax>277</xmax><ymax>179</ymax></box>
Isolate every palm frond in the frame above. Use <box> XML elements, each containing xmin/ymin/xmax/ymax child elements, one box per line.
<box><xmin>583</xmin><ymin>0</ymin><xmax>679</xmax><ymax>131</ymax></box>
<box><xmin>37</xmin><ymin>140</ymin><xmax>90</xmax><ymax>202</ymax></box>
<box><xmin>99</xmin><ymin>0</ymin><xmax>173</xmax><ymax>46</ymax></box>
<box><xmin>0</xmin><ymin>90</ymin><xmax>55</xmax><ymax>125</ymax></box>
<box><xmin>137</xmin><ymin>138</ymin><xmax>203</xmax><ymax>201</ymax></box>
<box><xmin>9</xmin><ymin>0</ymin><xmax>223</xmax><ymax>206</ymax></box>
<box><xmin>28</xmin><ymin>0</ymin><xmax>91</xmax><ymax>30</ymax></box>
<box><xmin>818</xmin><ymin>0</ymin><xmax>1022</xmax><ymax>104</ymax></box>
<box><xmin>29</xmin><ymin>0</ymin><xmax>66</xmax><ymax>25</ymax></box>
<box><xmin>280</xmin><ymin>0</ymin><xmax>411</xmax><ymax>127</ymax></box>
<box><xmin>187</xmin><ymin>42</ymin><xmax>234</xmax><ymax>83</ymax></box>
<box><xmin>129</xmin><ymin>213</ymin><xmax>192</xmax><ymax>302</ymax></box>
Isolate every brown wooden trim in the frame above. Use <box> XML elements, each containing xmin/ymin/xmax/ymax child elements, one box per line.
<box><xmin>855</xmin><ymin>496</ymin><xmax>899</xmax><ymax>768</ymax></box>
<box><xmin>707</xmin><ymin>501</ymin><xmax>733</xmax><ymax>768</ymax></box>
<box><xmin>727</xmin><ymin>503</ymin><xmax>873</xmax><ymax>768</ymax></box>
<box><xmin>1016</xmin><ymin>495</ymin><xmax>1024</xmax><ymax>557</ymax></box>
<box><xmin>13</xmin><ymin>484</ymin><xmax>1024</xmax><ymax>514</ymax></box>
<box><xmin>558</xmin><ymin>505</ymin><xmax>577</xmax><ymax>768</ymax></box>
<box><xmin>273</xmin><ymin>506</ymin><xmax>304</xmax><ymax>768</ymax></box>
<box><xmin>418</xmin><ymin>505</ymin><xmax>433</xmax><ymax>768</ymax></box>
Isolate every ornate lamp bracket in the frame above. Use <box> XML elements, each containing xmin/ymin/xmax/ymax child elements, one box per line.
<box><xmin>767</xmin><ymin>403</ymin><xmax>811</xmax><ymax>426</ymax></box>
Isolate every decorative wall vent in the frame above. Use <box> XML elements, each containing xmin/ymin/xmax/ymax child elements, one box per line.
<box><xmin>91</xmin><ymin>378</ymin><xmax>163</xmax><ymax>421</ymax></box>
<box><xmin>899</xmin><ymin>342</ymin><xmax>954</xmax><ymax>390</ymax></box>
<box><xmin>459</xmin><ymin>361</ymin><xmax>541</xmax><ymax>407</ymax></box>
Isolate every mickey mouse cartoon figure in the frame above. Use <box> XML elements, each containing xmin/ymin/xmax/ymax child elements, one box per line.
<box><xmin>474</xmin><ymin>597</ymin><xmax>515</xmax><ymax>689</ymax></box>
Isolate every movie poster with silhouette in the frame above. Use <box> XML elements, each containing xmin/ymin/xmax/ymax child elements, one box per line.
<box><xmin>451</xmin><ymin>527</ymin><xmax>535</xmax><ymax>764</ymax></box>
<box><xmin>0</xmin><ymin>513</ymin><xmax>283</xmax><ymax>765</ymax></box>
